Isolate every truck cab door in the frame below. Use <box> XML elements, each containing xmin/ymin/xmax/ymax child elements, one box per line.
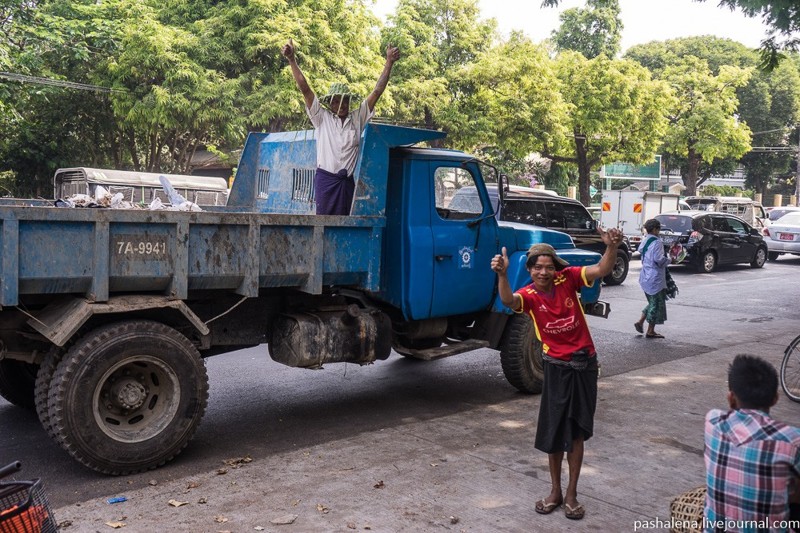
<box><xmin>429</xmin><ymin>164</ymin><xmax>498</xmax><ymax>318</ymax></box>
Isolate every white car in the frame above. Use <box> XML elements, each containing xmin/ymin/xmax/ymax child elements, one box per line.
<box><xmin>763</xmin><ymin>211</ymin><xmax>800</xmax><ymax>260</ymax></box>
<box><xmin>764</xmin><ymin>206</ymin><xmax>800</xmax><ymax>227</ymax></box>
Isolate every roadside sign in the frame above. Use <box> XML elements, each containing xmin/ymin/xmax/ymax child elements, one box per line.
<box><xmin>602</xmin><ymin>156</ymin><xmax>662</xmax><ymax>181</ymax></box>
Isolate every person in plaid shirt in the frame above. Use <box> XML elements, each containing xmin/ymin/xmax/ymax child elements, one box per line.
<box><xmin>705</xmin><ymin>354</ymin><xmax>800</xmax><ymax>532</ymax></box>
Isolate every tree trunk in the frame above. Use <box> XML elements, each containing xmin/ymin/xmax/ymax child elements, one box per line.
<box><xmin>684</xmin><ymin>146</ymin><xmax>700</xmax><ymax>196</ymax></box>
<box><xmin>424</xmin><ymin>107</ymin><xmax>444</xmax><ymax>148</ymax></box>
<box><xmin>575</xmin><ymin>134</ymin><xmax>591</xmax><ymax>205</ymax></box>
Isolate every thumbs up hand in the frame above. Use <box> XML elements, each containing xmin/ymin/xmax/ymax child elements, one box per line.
<box><xmin>491</xmin><ymin>247</ymin><xmax>509</xmax><ymax>275</ymax></box>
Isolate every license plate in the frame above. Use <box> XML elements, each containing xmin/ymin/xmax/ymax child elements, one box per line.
<box><xmin>779</xmin><ymin>233</ymin><xmax>795</xmax><ymax>241</ymax></box>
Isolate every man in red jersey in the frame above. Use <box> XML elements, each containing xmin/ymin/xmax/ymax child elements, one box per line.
<box><xmin>490</xmin><ymin>228</ymin><xmax>622</xmax><ymax>521</ymax></box>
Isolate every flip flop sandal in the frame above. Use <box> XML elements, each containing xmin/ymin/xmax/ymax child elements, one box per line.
<box><xmin>535</xmin><ymin>497</ymin><xmax>563</xmax><ymax>515</ymax></box>
<box><xmin>646</xmin><ymin>333</ymin><xmax>665</xmax><ymax>339</ymax></box>
<box><xmin>634</xmin><ymin>322</ymin><xmax>643</xmax><ymax>334</ymax></box>
<box><xmin>564</xmin><ymin>502</ymin><xmax>585</xmax><ymax>520</ymax></box>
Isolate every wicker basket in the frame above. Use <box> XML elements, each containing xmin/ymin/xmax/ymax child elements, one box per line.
<box><xmin>669</xmin><ymin>486</ymin><xmax>706</xmax><ymax>533</ymax></box>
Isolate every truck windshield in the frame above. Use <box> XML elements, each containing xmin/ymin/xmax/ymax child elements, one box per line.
<box><xmin>685</xmin><ymin>199</ymin><xmax>716</xmax><ymax>211</ymax></box>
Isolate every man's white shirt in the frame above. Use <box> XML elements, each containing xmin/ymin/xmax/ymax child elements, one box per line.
<box><xmin>306</xmin><ymin>96</ymin><xmax>374</xmax><ymax>176</ymax></box>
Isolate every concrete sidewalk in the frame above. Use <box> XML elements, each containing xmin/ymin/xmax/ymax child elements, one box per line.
<box><xmin>53</xmin><ymin>333</ymin><xmax>800</xmax><ymax>532</ymax></box>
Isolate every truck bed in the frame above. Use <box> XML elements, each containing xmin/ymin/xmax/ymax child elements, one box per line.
<box><xmin>0</xmin><ymin>205</ymin><xmax>383</xmax><ymax>306</ymax></box>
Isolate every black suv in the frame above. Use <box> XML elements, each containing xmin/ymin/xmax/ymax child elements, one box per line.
<box><xmin>449</xmin><ymin>185</ymin><xmax>632</xmax><ymax>285</ymax></box>
<box><xmin>654</xmin><ymin>211</ymin><xmax>768</xmax><ymax>273</ymax></box>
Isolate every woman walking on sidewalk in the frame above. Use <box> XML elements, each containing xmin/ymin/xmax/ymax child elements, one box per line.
<box><xmin>635</xmin><ymin>218</ymin><xmax>671</xmax><ymax>339</ymax></box>
<box><xmin>490</xmin><ymin>228</ymin><xmax>623</xmax><ymax>521</ymax></box>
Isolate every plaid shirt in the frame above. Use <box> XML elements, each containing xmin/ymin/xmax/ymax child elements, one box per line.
<box><xmin>705</xmin><ymin>408</ymin><xmax>800</xmax><ymax>532</ymax></box>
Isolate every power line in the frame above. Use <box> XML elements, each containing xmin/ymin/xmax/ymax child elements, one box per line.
<box><xmin>750</xmin><ymin>127</ymin><xmax>789</xmax><ymax>135</ymax></box>
<box><xmin>0</xmin><ymin>72</ymin><xmax>127</xmax><ymax>93</ymax></box>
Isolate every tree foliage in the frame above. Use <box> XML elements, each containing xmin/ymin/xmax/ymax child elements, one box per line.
<box><xmin>543</xmin><ymin>52</ymin><xmax>672</xmax><ymax>204</ymax></box>
<box><xmin>3</xmin><ymin>0</ymin><xmax>800</xmax><ymax>204</ymax></box>
<box><xmin>660</xmin><ymin>57</ymin><xmax>753</xmax><ymax>195</ymax></box>
<box><xmin>627</xmin><ymin>36</ymin><xmax>800</xmax><ymax>196</ymax></box>
<box><xmin>461</xmin><ymin>33</ymin><xmax>567</xmax><ymax>160</ymax></box>
<box><xmin>380</xmin><ymin>0</ymin><xmax>496</xmax><ymax>146</ymax></box>
<box><xmin>550</xmin><ymin>0</ymin><xmax>622</xmax><ymax>59</ymax></box>
<box><xmin>712</xmin><ymin>0</ymin><xmax>800</xmax><ymax>69</ymax></box>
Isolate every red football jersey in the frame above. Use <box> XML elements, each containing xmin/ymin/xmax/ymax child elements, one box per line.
<box><xmin>514</xmin><ymin>266</ymin><xmax>596</xmax><ymax>361</ymax></box>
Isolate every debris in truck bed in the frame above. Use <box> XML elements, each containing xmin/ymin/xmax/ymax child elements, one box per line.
<box><xmin>54</xmin><ymin>178</ymin><xmax>203</xmax><ymax>211</ymax></box>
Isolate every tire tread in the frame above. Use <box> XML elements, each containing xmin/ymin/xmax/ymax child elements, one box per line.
<box><xmin>48</xmin><ymin>320</ymin><xmax>208</xmax><ymax>475</ymax></box>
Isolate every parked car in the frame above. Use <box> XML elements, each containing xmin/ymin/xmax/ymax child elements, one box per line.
<box><xmin>765</xmin><ymin>206</ymin><xmax>800</xmax><ymax>225</ymax></box>
<box><xmin>762</xmin><ymin>211</ymin><xmax>800</xmax><ymax>260</ymax></box>
<box><xmin>449</xmin><ymin>185</ymin><xmax>633</xmax><ymax>285</ymax></box>
<box><xmin>654</xmin><ymin>211</ymin><xmax>768</xmax><ymax>273</ymax></box>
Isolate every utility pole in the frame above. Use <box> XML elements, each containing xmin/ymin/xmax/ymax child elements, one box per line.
<box><xmin>796</xmin><ymin>130</ymin><xmax>800</xmax><ymax>206</ymax></box>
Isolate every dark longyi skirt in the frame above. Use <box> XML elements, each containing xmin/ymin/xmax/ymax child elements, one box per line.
<box><xmin>534</xmin><ymin>357</ymin><xmax>598</xmax><ymax>454</ymax></box>
<box><xmin>642</xmin><ymin>289</ymin><xmax>667</xmax><ymax>325</ymax></box>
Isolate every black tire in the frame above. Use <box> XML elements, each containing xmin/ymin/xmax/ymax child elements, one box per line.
<box><xmin>768</xmin><ymin>251</ymin><xmax>780</xmax><ymax>261</ymax></box>
<box><xmin>750</xmin><ymin>246</ymin><xmax>767</xmax><ymax>268</ymax></box>
<box><xmin>602</xmin><ymin>250</ymin><xmax>629</xmax><ymax>286</ymax></box>
<box><xmin>696</xmin><ymin>250</ymin><xmax>716</xmax><ymax>273</ymax></box>
<box><xmin>48</xmin><ymin>320</ymin><xmax>208</xmax><ymax>475</ymax></box>
<box><xmin>499</xmin><ymin>314</ymin><xmax>543</xmax><ymax>394</ymax></box>
<box><xmin>780</xmin><ymin>335</ymin><xmax>800</xmax><ymax>403</ymax></box>
<box><xmin>35</xmin><ymin>346</ymin><xmax>64</xmax><ymax>441</ymax></box>
<box><xmin>0</xmin><ymin>359</ymin><xmax>38</xmax><ymax>410</ymax></box>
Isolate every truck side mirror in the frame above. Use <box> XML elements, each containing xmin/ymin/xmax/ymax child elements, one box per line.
<box><xmin>586</xmin><ymin>219</ymin><xmax>597</xmax><ymax>231</ymax></box>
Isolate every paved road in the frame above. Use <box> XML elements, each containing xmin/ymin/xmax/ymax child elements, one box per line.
<box><xmin>1</xmin><ymin>255</ymin><xmax>798</xmax><ymax>508</ymax></box>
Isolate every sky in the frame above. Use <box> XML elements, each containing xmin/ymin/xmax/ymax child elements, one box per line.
<box><xmin>370</xmin><ymin>0</ymin><xmax>772</xmax><ymax>52</ymax></box>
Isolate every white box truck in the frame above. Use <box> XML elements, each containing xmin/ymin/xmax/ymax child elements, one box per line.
<box><xmin>600</xmin><ymin>190</ymin><xmax>680</xmax><ymax>251</ymax></box>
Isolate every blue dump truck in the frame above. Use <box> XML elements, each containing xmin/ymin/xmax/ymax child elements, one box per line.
<box><xmin>0</xmin><ymin>124</ymin><xmax>605</xmax><ymax>474</ymax></box>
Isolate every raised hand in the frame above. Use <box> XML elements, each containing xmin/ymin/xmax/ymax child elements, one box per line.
<box><xmin>598</xmin><ymin>226</ymin><xmax>623</xmax><ymax>247</ymax></box>
<box><xmin>282</xmin><ymin>39</ymin><xmax>295</xmax><ymax>61</ymax></box>
<box><xmin>491</xmin><ymin>247</ymin><xmax>509</xmax><ymax>275</ymax></box>
<box><xmin>386</xmin><ymin>45</ymin><xmax>400</xmax><ymax>64</ymax></box>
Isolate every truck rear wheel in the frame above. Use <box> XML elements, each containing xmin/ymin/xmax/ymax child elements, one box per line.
<box><xmin>500</xmin><ymin>314</ymin><xmax>543</xmax><ymax>394</ymax></box>
<box><xmin>35</xmin><ymin>347</ymin><xmax>65</xmax><ymax>441</ymax></box>
<box><xmin>0</xmin><ymin>359</ymin><xmax>37</xmax><ymax>409</ymax></box>
<box><xmin>48</xmin><ymin>320</ymin><xmax>208</xmax><ymax>475</ymax></box>
<box><xmin>602</xmin><ymin>250</ymin><xmax>629</xmax><ymax>286</ymax></box>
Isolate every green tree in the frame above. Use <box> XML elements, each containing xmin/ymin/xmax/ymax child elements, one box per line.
<box><xmin>197</xmin><ymin>0</ymin><xmax>384</xmax><ymax>133</ymax></box>
<box><xmin>461</xmin><ymin>33</ymin><xmax>567</xmax><ymax>164</ymax></box>
<box><xmin>660</xmin><ymin>57</ymin><xmax>753</xmax><ymax>195</ymax></box>
<box><xmin>739</xmin><ymin>60</ymin><xmax>800</xmax><ymax>196</ymax></box>
<box><xmin>550</xmin><ymin>0</ymin><xmax>622</xmax><ymax>59</ymax></box>
<box><xmin>544</xmin><ymin>0</ymin><xmax>800</xmax><ymax>68</ymax></box>
<box><xmin>0</xmin><ymin>0</ymin><xmax>125</xmax><ymax>195</ymax></box>
<box><xmin>380</xmin><ymin>0</ymin><xmax>497</xmax><ymax>146</ymax></box>
<box><xmin>627</xmin><ymin>37</ymin><xmax>800</xmax><ymax>196</ymax></box>
<box><xmin>542</xmin><ymin>52</ymin><xmax>672</xmax><ymax>205</ymax></box>
<box><xmin>706</xmin><ymin>0</ymin><xmax>800</xmax><ymax>68</ymax></box>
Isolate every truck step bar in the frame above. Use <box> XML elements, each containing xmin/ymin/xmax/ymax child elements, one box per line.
<box><xmin>400</xmin><ymin>339</ymin><xmax>490</xmax><ymax>361</ymax></box>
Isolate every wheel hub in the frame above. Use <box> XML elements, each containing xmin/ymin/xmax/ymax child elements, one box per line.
<box><xmin>110</xmin><ymin>379</ymin><xmax>148</xmax><ymax>410</ymax></box>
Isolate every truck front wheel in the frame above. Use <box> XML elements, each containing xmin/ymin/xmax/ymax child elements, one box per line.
<box><xmin>48</xmin><ymin>320</ymin><xmax>208</xmax><ymax>475</ymax></box>
<box><xmin>500</xmin><ymin>314</ymin><xmax>543</xmax><ymax>394</ymax></box>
